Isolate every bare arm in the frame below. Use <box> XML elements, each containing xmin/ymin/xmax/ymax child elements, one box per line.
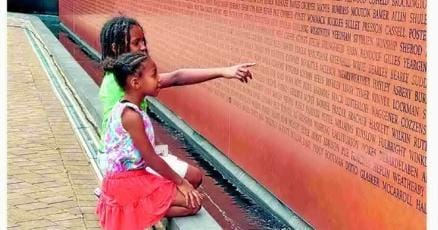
<box><xmin>122</xmin><ymin>108</ymin><xmax>183</xmax><ymax>184</ymax></box>
<box><xmin>122</xmin><ymin>108</ymin><xmax>202</xmax><ymax>207</ymax></box>
<box><xmin>159</xmin><ymin>63</ymin><xmax>256</xmax><ymax>88</ymax></box>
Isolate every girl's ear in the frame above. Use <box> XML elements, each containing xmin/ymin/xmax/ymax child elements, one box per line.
<box><xmin>130</xmin><ymin>77</ymin><xmax>141</xmax><ymax>90</ymax></box>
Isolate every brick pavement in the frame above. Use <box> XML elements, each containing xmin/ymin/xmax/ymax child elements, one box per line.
<box><xmin>7</xmin><ymin>18</ymin><xmax>100</xmax><ymax>229</ymax></box>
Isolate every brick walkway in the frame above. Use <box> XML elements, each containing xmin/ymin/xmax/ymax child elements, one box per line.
<box><xmin>7</xmin><ymin>19</ymin><xmax>100</xmax><ymax>229</ymax></box>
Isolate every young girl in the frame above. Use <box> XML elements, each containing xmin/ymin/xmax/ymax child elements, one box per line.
<box><xmin>97</xmin><ymin>52</ymin><xmax>203</xmax><ymax>230</ymax></box>
<box><xmin>99</xmin><ymin>16</ymin><xmax>255</xmax><ymax>188</ymax></box>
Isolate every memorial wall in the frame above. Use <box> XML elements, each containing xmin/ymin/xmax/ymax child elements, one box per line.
<box><xmin>59</xmin><ymin>0</ymin><xmax>427</xmax><ymax>228</ymax></box>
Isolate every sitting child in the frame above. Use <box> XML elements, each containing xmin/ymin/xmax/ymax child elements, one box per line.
<box><xmin>96</xmin><ymin>52</ymin><xmax>203</xmax><ymax>230</ymax></box>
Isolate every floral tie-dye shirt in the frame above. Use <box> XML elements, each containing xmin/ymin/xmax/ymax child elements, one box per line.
<box><xmin>103</xmin><ymin>101</ymin><xmax>155</xmax><ymax>173</ymax></box>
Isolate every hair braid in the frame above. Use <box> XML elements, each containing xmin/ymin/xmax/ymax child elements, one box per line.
<box><xmin>112</xmin><ymin>52</ymin><xmax>149</xmax><ymax>89</ymax></box>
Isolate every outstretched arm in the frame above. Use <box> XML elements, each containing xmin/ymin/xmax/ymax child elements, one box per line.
<box><xmin>159</xmin><ymin>63</ymin><xmax>256</xmax><ymax>88</ymax></box>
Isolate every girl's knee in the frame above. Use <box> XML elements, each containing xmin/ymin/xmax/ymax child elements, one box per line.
<box><xmin>186</xmin><ymin>166</ymin><xmax>203</xmax><ymax>188</ymax></box>
<box><xmin>193</xmin><ymin>168</ymin><xmax>203</xmax><ymax>188</ymax></box>
<box><xmin>189</xmin><ymin>203</ymin><xmax>202</xmax><ymax>215</ymax></box>
<box><xmin>185</xmin><ymin>196</ymin><xmax>203</xmax><ymax>215</ymax></box>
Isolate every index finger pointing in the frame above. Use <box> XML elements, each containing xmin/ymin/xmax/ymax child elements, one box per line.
<box><xmin>241</xmin><ymin>62</ymin><xmax>256</xmax><ymax>68</ymax></box>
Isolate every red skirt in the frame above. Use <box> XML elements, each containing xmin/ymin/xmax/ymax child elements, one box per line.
<box><xmin>96</xmin><ymin>169</ymin><xmax>177</xmax><ymax>230</ymax></box>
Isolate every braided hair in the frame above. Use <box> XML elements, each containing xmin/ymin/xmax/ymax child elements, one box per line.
<box><xmin>111</xmin><ymin>52</ymin><xmax>149</xmax><ymax>89</ymax></box>
<box><xmin>100</xmin><ymin>16</ymin><xmax>145</xmax><ymax>71</ymax></box>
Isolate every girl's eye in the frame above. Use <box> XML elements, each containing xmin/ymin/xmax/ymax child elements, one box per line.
<box><xmin>131</xmin><ymin>40</ymin><xmax>141</xmax><ymax>46</ymax></box>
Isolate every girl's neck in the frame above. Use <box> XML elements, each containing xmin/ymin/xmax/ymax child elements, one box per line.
<box><xmin>122</xmin><ymin>93</ymin><xmax>144</xmax><ymax>107</ymax></box>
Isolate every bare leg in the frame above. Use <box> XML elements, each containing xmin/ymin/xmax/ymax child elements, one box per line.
<box><xmin>184</xmin><ymin>165</ymin><xmax>203</xmax><ymax>188</ymax></box>
<box><xmin>166</xmin><ymin>206</ymin><xmax>198</xmax><ymax>217</ymax></box>
<box><xmin>94</xmin><ymin>165</ymin><xmax>203</xmax><ymax>198</ymax></box>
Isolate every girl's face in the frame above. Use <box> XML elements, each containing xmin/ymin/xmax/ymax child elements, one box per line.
<box><xmin>129</xmin><ymin>25</ymin><xmax>147</xmax><ymax>54</ymax></box>
<box><xmin>137</xmin><ymin>59</ymin><xmax>160</xmax><ymax>97</ymax></box>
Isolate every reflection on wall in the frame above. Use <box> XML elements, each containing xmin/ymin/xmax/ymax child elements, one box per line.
<box><xmin>59</xmin><ymin>0</ymin><xmax>426</xmax><ymax>228</ymax></box>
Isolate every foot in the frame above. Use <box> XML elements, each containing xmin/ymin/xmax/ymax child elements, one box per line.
<box><xmin>94</xmin><ymin>188</ymin><xmax>102</xmax><ymax>198</ymax></box>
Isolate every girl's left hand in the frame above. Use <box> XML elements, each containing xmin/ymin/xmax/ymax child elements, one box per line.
<box><xmin>177</xmin><ymin>179</ymin><xmax>203</xmax><ymax>208</ymax></box>
<box><xmin>223</xmin><ymin>63</ymin><xmax>256</xmax><ymax>83</ymax></box>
